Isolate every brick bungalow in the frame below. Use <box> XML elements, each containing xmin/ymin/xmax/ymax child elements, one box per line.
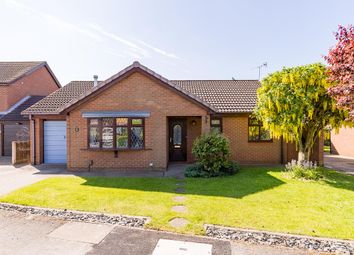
<box><xmin>23</xmin><ymin>62</ymin><xmax>323</xmax><ymax>170</ymax></box>
<box><xmin>0</xmin><ymin>62</ymin><xmax>60</xmax><ymax>156</ymax></box>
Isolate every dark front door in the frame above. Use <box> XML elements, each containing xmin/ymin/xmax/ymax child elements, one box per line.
<box><xmin>169</xmin><ymin>118</ymin><xmax>187</xmax><ymax>161</ymax></box>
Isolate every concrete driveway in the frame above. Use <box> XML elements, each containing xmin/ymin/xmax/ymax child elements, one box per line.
<box><xmin>0</xmin><ymin>209</ymin><xmax>309</xmax><ymax>255</ymax></box>
<box><xmin>0</xmin><ymin>157</ymin><xmax>65</xmax><ymax>196</ymax></box>
<box><xmin>324</xmin><ymin>154</ymin><xmax>354</xmax><ymax>175</ymax></box>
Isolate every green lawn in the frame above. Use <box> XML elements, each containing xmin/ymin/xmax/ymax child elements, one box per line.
<box><xmin>1</xmin><ymin>167</ymin><xmax>353</xmax><ymax>240</ymax></box>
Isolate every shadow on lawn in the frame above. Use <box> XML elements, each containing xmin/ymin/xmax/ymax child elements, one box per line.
<box><xmin>322</xmin><ymin>169</ymin><xmax>354</xmax><ymax>192</ymax></box>
<box><xmin>81</xmin><ymin>167</ymin><xmax>286</xmax><ymax>199</ymax></box>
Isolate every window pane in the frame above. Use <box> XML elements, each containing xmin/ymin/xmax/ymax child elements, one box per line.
<box><xmin>131</xmin><ymin>127</ymin><xmax>144</xmax><ymax>149</ymax></box>
<box><xmin>90</xmin><ymin>119</ymin><xmax>99</xmax><ymax>125</ymax></box>
<box><xmin>116</xmin><ymin>118</ymin><xmax>128</xmax><ymax>126</ymax></box>
<box><xmin>89</xmin><ymin>127</ymin><xmax>100</xmax><ymax>148</ymax></box>
<box><xmin>173</xmin><ymin>124</ymin><xmax>182</xmax><ymax>148</ymax></box>
<box><xmin>211</xmin><ymin>127</ymin><xmax>221</xmax><ymax>134</ymax></box>
<box><xmin>131</xmin><ymin>118</ymin><xmax>142</xmax><ymax>125</ymax></box>
<box><xmin>102</xmin><ymin>127</ymin><xmax>113</xmax><ymax>148</ymax></box>
<box><xmin>102</xmin><ymin>118</ymin><xmax>114</xmax><ymax>126</ymax></box>
<box><xmin>248</xmin><ymin>126</ymin><xmax>260</xmax><ymax>141</ymax></box>
<box><xmin>260</xmin><ymin>127</ymin><xmax>272</xmax><ymax>141</ymax></box>
<box><xmin>116</xmin><ymin>127</ymin><xmax>128</xmax><ymax>148</ymax></box>
<box><xmin>211</xmin><ymin>119</ymin><xmax>220</xmax><ymax>125</ymax></box>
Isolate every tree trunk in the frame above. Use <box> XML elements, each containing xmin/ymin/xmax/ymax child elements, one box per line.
<box><xmin>298</xmin><ymin>136</ymin><xmax>310</xmax><ymax>163</ymax></box>
<box><xmin>298</xmin><ymin>150</ymin><xmax>306</xmax><ymax>162</ymax></box>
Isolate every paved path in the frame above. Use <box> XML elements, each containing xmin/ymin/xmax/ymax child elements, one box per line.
<box><xmin>0</xmin><ymin>157</ymin><xmax>65</xmax><ymax>196</ymax></box>
<box><xmin>0</xmin><ymin>209</ymin><xmax>310</xmax><ymax>255</ymax></box>
<box><xmin>324</xmin><ymin>154</ymin><xmax>354</xmax><ymax>175</ymax></box>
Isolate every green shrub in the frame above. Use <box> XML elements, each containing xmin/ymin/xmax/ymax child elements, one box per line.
<box><xmin>285</xmin><ymin>160</ymin><xmax>323</xmax><ymax>181</ymax></box>
<box><xmin>221</xmin><ymin>161</ymin><xmax>240</xmax><ymax>175</ymax></box>
<box><xmin>192</xmin><ymin>132</ymin><xmax>230</xmax><ymax>175</ymax></box>
<box><xmin>185</xmin><ymin>164</ymin><xmax>208</xmax><ymax>178</ymax></box>
<box><xmin>185</xmin><ymin>161</ymin><xmax>240</xmax><ymax>178</ymax></box>
<box><xmin>187</xmin><ymin>132</ymin><xmax>239</xmax><ymax>177</ymax></box>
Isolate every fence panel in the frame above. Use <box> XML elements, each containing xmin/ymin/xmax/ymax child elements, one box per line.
<box><xmin>12</xmin><ymin>141</ymin><xmax>30</xmax><ymax>165</ymax></box>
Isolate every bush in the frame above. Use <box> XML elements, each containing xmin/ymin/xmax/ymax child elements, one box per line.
<box><xmin>185</xmin><ymin>161</ymin><xmax>240</xmax><ymax>178</ymax></box>
<box><xmin>186</xmin><ymin>132</ymin><xmax>239</xmax><ymax>177</ymax></box>
<box><xmin>285</xmin><ymin>160</ymin><xmax>323</xmax><ymax>181</ymax></box>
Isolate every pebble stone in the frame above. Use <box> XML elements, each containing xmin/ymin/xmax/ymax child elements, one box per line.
<box><xmin>0</xmin><ymin>203</ymin><xmax>148</xmax><ymax>228</ymax></box>
<box><xmin>205</xmin><ymin>225</ymin><xmax>354</xmax><ymax>255</ymax></box>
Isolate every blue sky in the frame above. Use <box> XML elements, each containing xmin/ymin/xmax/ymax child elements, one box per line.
<box><xmin>0</xmin><ymin>0</ymin><xmax>353</xmax><ymax>85</ymax></box>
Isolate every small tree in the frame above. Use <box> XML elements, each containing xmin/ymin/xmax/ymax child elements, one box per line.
<box><xmin>255</xmin><ymin>63</ymin><xmax>347</xmax><ymax>162</ymax></box>
<box><xmin>192</xmin><ymin>132</ymin><xmax>230</xmax><ymax>176</ymax></box>
<box><xmin>325</xmin><ymin>25</ymin><xmax>354</xmax><ymax>120</ymax></box>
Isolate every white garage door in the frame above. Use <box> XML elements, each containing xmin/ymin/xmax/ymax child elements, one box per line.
<box><xmin>44</xmin><ymin>121</ymin><xmax>67</xmax><ymax>164</ymax></box>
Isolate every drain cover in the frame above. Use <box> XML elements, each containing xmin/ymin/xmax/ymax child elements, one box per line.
<box><xmin>152</xmin><ymin>239</ymin><xmax>212</xmax><ymax>255</ymax></box>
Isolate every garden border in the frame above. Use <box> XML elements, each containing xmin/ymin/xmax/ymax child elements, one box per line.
<box><xmin>0</xmin><ymin>202</ymin><xmax>149</xmax><ymax>228</ymax></box>
<box><xmin>205</xmin><ymin>224</ymin><xmax>354</xmax><ymax>254</ymax></box>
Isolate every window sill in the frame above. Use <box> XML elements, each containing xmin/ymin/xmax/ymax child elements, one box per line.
<box><xmin>81</xmin><ymin>148</ymin><xmax>151</xmax><ymax>152</ymax></box>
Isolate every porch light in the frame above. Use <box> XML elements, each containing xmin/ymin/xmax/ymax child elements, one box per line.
<box><xmin>191</xmin><ymin>120</ymin><xmax>197</xmax><ymax>126</ymax></box>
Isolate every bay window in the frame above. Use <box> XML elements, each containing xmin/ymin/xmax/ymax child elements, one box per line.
<box><xmin>88</xmin><ymin>117</ymin><xmax>144</xmax><ymax>149</ymax></box>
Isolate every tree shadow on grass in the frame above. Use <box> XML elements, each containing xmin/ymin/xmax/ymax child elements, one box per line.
<box><xmin>81</xmin><ymin>167</ymin><xmax>286</xmax><ymax>199</ymax></box>
<box><xmin>321</xmin><ymin>168</ymin><xmax>354</xmax><ymax>192</ymax></box>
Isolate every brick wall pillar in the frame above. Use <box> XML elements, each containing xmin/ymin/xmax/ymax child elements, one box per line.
<box><xmin>201</xmin><ymin>114</ymin><xmax>210</xmax><ymax>134</ymax></box>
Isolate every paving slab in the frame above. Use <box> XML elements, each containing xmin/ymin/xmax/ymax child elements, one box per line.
<box><xmin>0</xmin><ymin>210</ymin><xmax>93</xmax><ymax>255</ymax></box>
<box><xmin>172</xmin><ymin>196</ymin><xmax>186</xmax><ymax>203</ymax></box>
<box><xmin>48</xmin><ymin>221</ymin><xmax>114</xmax><ymax>244</ymax></box>
<box><xmin>0</xmin><ymin>157</ymin><xmax>65</xmax><ymax>196</ymax></box>
<box><xmin>88</xmin><ymin>226</ymin><xmax>231</xmax><ymax>255</ymax></box>
<box><xmin>172</xmin><ymin>205</ymin><xmax>188</xmax><ymax>213</ymax></box>
<box><xmin>152</xmin><ymin>239</ymin><xmax>212</xmax><ymax>255</ymax></box>
<box><xmin>231</xmin><ymin>241</ymin><xmax>309</xmax><ymax>255</ymax></box>
<box><xmin>175</xmin><ymin>187</ymin><xmax>185</xmax><ymax>193</ymax></box>
<box><xmin>169</xmin><ymin>218</ymin><xmax>189</xmax><ymax>228</ymax></box>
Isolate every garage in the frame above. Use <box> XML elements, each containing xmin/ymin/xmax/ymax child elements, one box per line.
<box><xmin>3</xmin><ymin>124</ymin><xmax>29</xmax><ymax>156</ymax></box>
<box><xmin>44</xmin><ymin>121</ymin><xmax>67</xmax><ymax>164</ymax></box>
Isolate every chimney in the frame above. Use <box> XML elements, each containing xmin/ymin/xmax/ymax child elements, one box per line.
<box><xmin>93</xmin><ymin>75</ymin><xmax>98</xmax><ymax>87</ymax></box>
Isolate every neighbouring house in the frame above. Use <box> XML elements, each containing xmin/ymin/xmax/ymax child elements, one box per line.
<box><xmin>331</xmin><ymin>127</ymin><xmax>354</xmax><ymax>157</ymax></box>
<box><xmin>0</xmin><ymin>62</ymin><xmax>61</xmax><ymax>156</ymax></box>
<box><xmin>23</xmin><ymin>62</ymin><xmax>323</xmax><ymax>170</ymax></box>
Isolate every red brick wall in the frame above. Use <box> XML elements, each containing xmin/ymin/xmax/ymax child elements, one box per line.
<box><xmin>222</xmin><ymin>115</ymin><xmax>282</xmax><ymax>164</ymax></box>
<box><xmin>186</xmin><ymin>117</ymin><xmax>201</xmax><ymax>162</ymax></box>
<box><xmin>0</xmin><ymin>66</ymin><xmax>59</xmax><ymax>111</ymax></box>
<box><xmin>67</xmin><ymin>72</ymin><xmax>207</xmax><ymax>170</ymax></box>
<box><xmin>331</xmin><ymin>127</ymin><xmax>354</xmax><ymax>157</ymax></box>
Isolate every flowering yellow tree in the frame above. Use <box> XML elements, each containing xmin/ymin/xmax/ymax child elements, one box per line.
<box><xmin>255</xmin><ymin>63</ymin><xmax>347</xmax><ymax>161</ymax></box>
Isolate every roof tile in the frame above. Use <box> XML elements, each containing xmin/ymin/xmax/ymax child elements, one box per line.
<box><xmin>0</xmin><ymin>62</ymin><xmax>45</xmax><ymax>84</ymax></box>
<box><xmin>23</xmin><ymin>64</ymin><xmax>260</xmax><ymax>115</ymax></box>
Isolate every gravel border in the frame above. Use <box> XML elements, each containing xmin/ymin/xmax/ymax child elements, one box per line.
<box><xmin>205</xmin><ymin>224</ymin><xmax>354</xmax><ymax>255</ymax></box>
<box><xmin>0</xmin><ymin>203</ymin><xmax>149</xmax><ymax>228</ymax></box>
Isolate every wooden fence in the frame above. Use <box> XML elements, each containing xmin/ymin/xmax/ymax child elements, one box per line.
<box><xmin>12</xmin><ymin>141</ymin><xmax>30</xmax><ymax>165</ymax></box>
